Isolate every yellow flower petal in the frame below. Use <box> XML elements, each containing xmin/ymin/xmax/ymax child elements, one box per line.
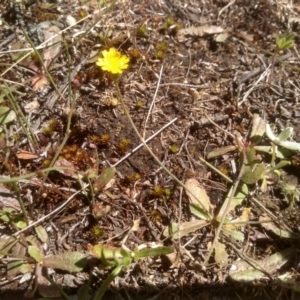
<box><xmin>96</xmin><ymin>48</ymin><xmax>129</xmax><ymax>75</ymax></box>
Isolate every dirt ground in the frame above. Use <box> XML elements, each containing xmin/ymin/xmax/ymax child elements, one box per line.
<box><xmin>1</xmin><ymin>0</ymin><xmax>300</xmax><ymax>299</ymax></box>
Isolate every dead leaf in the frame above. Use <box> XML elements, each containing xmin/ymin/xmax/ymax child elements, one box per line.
<box><xmin>163</xmin><ymin>219</ymin><xmax>208</xmax><ymax>239</ymax></box>
<box><xmin>214</xmin><ymin>239</ymin><xmax>229</xmax><ymax>267</ymax></box>
<box><xmin>130</xmin><ymin>218</ymin><xmax>141</xmax><ymax>232</ymax></box>
<box><xmin>31</xmin><ymin>74</ymin><xmax>49</xmax><ymax>91</ymax></box>
<box><xmin>42</xmin><ymin>25</ymin><xmax>62</xmax><ymax>68</ymax></box>
<box><xmin>16</xmin><ymin>149</ymin><xmax>38</xmax><ymax>160</ymax></box>
<box><xmin>185</xmin><ymin>178</ymin><xmax>211</xmax><ymax>213</ymax></box>
<box><xmin>53</xmin><ymin>159</ymin><xmax>78</xmax><ymax>178</ymax></box>
<box><xmin>92</xmin><ymin>202</ymin><xmax>111</xmax><ymax>219</ymax></box>
<box><xmin>177</xmin><ymin>25</ymin><xmax>224</xmax><ymax>42</ymax></box>
<box><xmin>0</xmin><ymin>184</ymin><xmax>21</xmax><ymax>211</ymax></box>
<box><xmin>24</xmin><ymin>100</ymin><xmax>40</xmax><ymax>114</ymax></box>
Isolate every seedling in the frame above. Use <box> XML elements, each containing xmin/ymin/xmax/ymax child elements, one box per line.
<box><xmin>269</xmin><ymin>31</ymin><xmax>295</xmax><ymax>84</ymax></box>
<box><xmin>88</xmin><ymin>243</ymin><xmax>174</xmax><ymax>300</ymax></box>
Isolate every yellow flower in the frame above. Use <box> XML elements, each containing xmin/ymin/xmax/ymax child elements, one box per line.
<box><xmin>96</xmin><ymin>48</ymin><xmax>129</xmax><ymax>75</ymax></box>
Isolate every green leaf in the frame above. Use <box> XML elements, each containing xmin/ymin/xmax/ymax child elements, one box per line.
<box><xmin>245</xmin><ymin>148</ymin><xmax>259</xmax><ymax>165</ymax></box>
<box><xmin>28</xmin><ymin>245</ymin><xmax>43</xmax><ymax>263</ymax></box>
<box><xmin>42</xmin><ymin>252</ymin><xmax>87</xmax><ymax>272</ymax></box>
<box><xmin>277</xmin><ymin>127</ymin><xmax>293</xmax><ymax>141</ymax></box>
<box><xmin>265</xmin><ymin>124</ymin><xmax>277</xmax><ymax>142</ymax></box>
<box><xmin>0</xmin><ymin>106</ymin><xmax>16</xmax><ymax>125</ymax></box>
<box><xmin>16</xmin><ymin>220</ymin><xmax>27</xmax><ymax>229</ymax></box>
<box><xmin>279</xmin><ymin>141</ymin><xmax>300</xmax><ymax>151</ymax></box>
<box><xmin>276</xmin><ymin>32</ymin><xmax>295</xmax><ymax>50</ymax></box>
<box><xmin>35</xmin><ymin>225</ymin><xmax>48</xmax><ymax>243</ymax></box>
<box><xmin>229</xmin><ymin>247</ymin><xmax>295</xmax><ymax>282</ymax></box>
<box><xmin>134</xmin><ymin>246</ymin><xmax>174</xmax><ymax>259</ymax></box>
<box><xmin>242</xmin><ymin>164</ymin><xmax>265</xmax><ymax>184</ymax></box>
<box><xmin>94</xmin><ymin>265</ymin><xmax>123</xmax><ymax>300</ymax></box>
<box><xmin>185</xmin><ymin>178</ymin><xmax>211</xmax><ymax>220</ymax></box>
<box><xmin>214</xmin><ymin>240</ymin><xmax>228</xmax><ymax>267</ymax></box>
<box><xmin>254</xmin><ymin>145</ymin><xmax>292</xmax><ymax>159</ymax></box>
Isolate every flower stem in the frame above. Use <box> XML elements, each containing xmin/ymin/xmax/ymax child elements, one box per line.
<box><xmin>114</xmin><ymin>80</ymin><xmax>212</xmax><ymax>221</ymax></box>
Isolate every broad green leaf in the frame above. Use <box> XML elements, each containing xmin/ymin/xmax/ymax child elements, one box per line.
<box><xmin>28</xmin><ymin>245</ymin><xmax>43</xmax><ymax>263</ymax></box>
<box><xmin>229</xmin><ymin>247</ymin><xmax>295</xmax><ymax>282</ymax></box>
<box><xmin>266</xmin><ymin>124</ymin><xmax>300</xmax><ymax>151</ymax></box>
<box><xmin>279</xmin><ymin>141</ymin><xmax>300</xmax><ymax>151</ymax></box>
<box><xmin>277</xmin><ymin>127</ymin><xmax>293</xmax><ymax>141</ymax></box>
<box><xmin>259</xmin><ymin>215</ymin><xmax>300</xmax><ymax>239</ymax></box>
<box><xmin>134</xmin><ymin>246</ymin><xmax>174</xmax><ymax>259</ymax></box>
<box><xmin>245</xmin><ymin>148</ymin><xmax>259</xmax><ymax>165</ymax></box>
<box><xmin>19</xmin><ymin>263</ymin><xmax>33</xmax><ymax>274</ymax></box>
<box><xmin>87</xmin><ymin>244</ymin><xmax>121</xmax><ymax>260</ymax></box>
<box><xmin>16</xmin><ymin>220</ymin><xmax>27</xmax><ymax>229</ymax></box>
<box><xmin>35</xmin><ymin>225</ymin><xmax>48</xmax><ymax>243</ymax></box>
<box><xmin>0</xmin><ymin>106</ymin><xmax>16</xmax><ymax>125</ymax></box>
<box><xmin>242</xmin><ymin>163</ymin><xmax>265</xmax><ymax>184</ymax></box>
<box><xmin>42</xmin><ymin>252</ymin><xmax>87</xmax><ymax>272</ymax></box>
<box><xmin>214</xmin><ymin>240</ymin><xmax>228</xmax><ymax>267</ymax></box>
<box><xmin>0</xmin><ymin>211</ymin><xmax>10</xmax><ymax>222</ymax></box>
<box><xmin>265</xmin><ymin>124</ymin><xmax>278</xmax><ymax>142</ymax></box>
<box><xmin>254</xmin><ymin>145</ymin><xmax>292</xmax><ymax>159</ymax></box>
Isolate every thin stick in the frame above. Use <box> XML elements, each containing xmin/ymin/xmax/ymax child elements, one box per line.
<box><xmin>113</xmin><ymin>117</ymin><xmax>177</xmax><ymax>167</ymax></box>
<box><xmin>12</xmin><ymin>184</ymin><xmax>86</xmax><ymax>237</ymax></box>
<box><xmin>143</xmin><ymin>65</ymin><xmax>164</xmax><ymax>138</ymax></box>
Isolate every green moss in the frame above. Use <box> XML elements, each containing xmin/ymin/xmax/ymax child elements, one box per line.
<box><xmin>136</xmin><ymin>100</ymin><xmax>143</xmax><ymax>108</ymax></box>
<box><xmin>169</xmin><ymin>144</ymin><xmax>179</xmax><ymax>153</ymax></box>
